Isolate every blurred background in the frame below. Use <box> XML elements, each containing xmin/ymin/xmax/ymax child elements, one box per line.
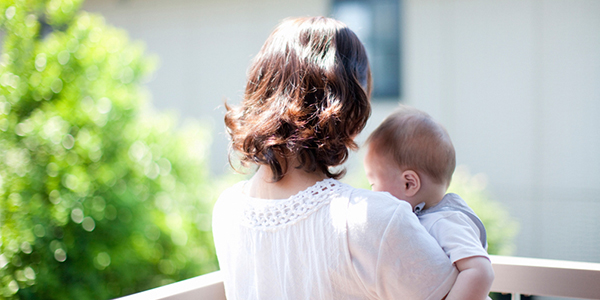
<box><xmin>83</xmin><ymin>0</ymin><xmax>600</xmax><ymax>261</ymax></box>
<box><xmin>0</xmin><ymin>0</ymin><xmax>598</xmax><ymax>299</ymax></box>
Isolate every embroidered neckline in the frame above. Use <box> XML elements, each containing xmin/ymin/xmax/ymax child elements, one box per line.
<box><xmin>241</xmin><ymin>178</ymin><xmax>343</xmax><ymax>231</ymax></box>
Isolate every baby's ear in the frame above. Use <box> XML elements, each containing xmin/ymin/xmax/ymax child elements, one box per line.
<box><xmin>402</xmin><ymin>170</ymin><xmax>421</xmax><ymax>197</ymax></box>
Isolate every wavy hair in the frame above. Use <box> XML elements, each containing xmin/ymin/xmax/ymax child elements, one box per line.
<box><xmin>225</xmin><ymin>17</ymin><xmax>372</xmax><ymax>182</ymax></box>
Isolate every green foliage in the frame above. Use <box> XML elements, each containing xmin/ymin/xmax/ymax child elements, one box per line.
<box><xmin>0</xmin><ymin>1</ymin><xmax>218</xmax><ymax>299</ymax></box>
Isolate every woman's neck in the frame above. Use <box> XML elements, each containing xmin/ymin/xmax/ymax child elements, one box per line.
<box><xmin>246</xmin><ymin>164</ymin><xmax>328</xmax><ymax>199</ymax></box>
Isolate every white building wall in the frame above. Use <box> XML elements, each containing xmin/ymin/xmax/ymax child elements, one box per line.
<box><xmin>403</xmin><ymin>0</ymin><xmax>600</xmax><ymax>263</ymax></box>
<box><xmin>83</xmin><ymin>0</ymin><xmax>600</xmax><ymax>265</ymax></box>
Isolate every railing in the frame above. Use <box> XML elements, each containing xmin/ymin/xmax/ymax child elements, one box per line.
<box><xmin>116</xmin><ymin>255</ymin><xmax>600</xmax><ymax>300</ymax></box>
<box><xmin>490</xmin><ymin>255</ymin><xmax>600</xmax><ymax>299</ymax></box>
<box><xmin>115</xmin><ymin>270</ymin><xmax>225</xmax><ymax>300</ymax></box>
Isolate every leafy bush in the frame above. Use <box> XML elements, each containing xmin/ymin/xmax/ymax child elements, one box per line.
<box><xmin>0</xmin><ymin>1</ymin><xmax>218</xmax><ymax>299</ymax></box>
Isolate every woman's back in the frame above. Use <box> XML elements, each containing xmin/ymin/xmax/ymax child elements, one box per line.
<box><xmin>215</xmin><ymin>16</ymin><xmax>457</xmax><ymax>299</ymax></box>
<box><xmin>213</xmin><ymin>179</ymin><xmax>457</xmax><ymax>299</ymax></box>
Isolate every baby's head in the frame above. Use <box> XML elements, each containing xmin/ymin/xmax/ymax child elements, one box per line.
<box><xmin>364</xmin><ymin>105</ymin><xmax>455</xmax><ymax>209</ymax></box>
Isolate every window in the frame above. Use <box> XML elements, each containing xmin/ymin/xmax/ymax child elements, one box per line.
<box><xmin>332</xmin><ymin>0</ymin><xmax>401</xmax><ymax>99</ymax></box>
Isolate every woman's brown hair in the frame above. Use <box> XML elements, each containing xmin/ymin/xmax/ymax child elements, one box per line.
<box><xmin>225</xmin><ymin>16</ymin><xmax>372</xmax><ymax>182</ymax></box>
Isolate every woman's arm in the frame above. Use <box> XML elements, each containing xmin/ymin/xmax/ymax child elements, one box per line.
<box><xmin>347</xmin><ymin>192</ymin><xmax>458</xmax><ymax>299</ymax></box>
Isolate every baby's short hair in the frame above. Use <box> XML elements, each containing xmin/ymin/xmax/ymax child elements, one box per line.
<box><xmin>225</xmin><ymin>17</ymin><xmax>372</xmax><ymax>182</ymax></box>
<box><xmin>366</xmin><ymin>105</ymin><xmax>456</xmax><ymax>185</ymax></box>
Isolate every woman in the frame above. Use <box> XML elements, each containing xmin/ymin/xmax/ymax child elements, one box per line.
<box><xmin>212</xmin><ymin>16</ymin><xmax>457</xmax><ymax>299</ymax></box>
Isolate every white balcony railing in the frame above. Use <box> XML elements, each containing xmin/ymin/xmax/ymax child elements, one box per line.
<box><xmin>490</xmin><ymin>255</ymin><xmax>600</xmax><ymax>299</ymax></box>
<box><xmin>116</xmin><ymin>255</ymin><xmax>600</xmax><ymax>300</ymax></box>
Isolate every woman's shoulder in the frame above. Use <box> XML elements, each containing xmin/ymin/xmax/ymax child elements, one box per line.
<box><xmin>347</xmin><ymin>187</ymin><xmax>414</xmax><ymax>219</ymax></box>
<box><xmin>213</xmin><ymin>181</ymin><xmax>247</xmax><ymax>215</ymax></box>
<box><xmin>217</xmin><ymin>180</ymin><xmax>246</xmax><ymax>199</ymax></box>
<box><xmin>348</xmin><ymin>187</ymin><xmax>400</xmax><ymax>202</ymax></box>
<box><xmin>344</xmin><ymin>187</ymin><xmax>418</xmax><ymax>241</ymax></box>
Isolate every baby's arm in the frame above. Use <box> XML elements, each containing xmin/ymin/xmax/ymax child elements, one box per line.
<box><xmin>446</xmin><ymin>255</ymin><xmax>494</xmax><ymax>300</ymax></box>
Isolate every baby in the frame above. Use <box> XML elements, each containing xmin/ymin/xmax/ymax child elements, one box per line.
<box><xmin>363</xmin><ymin>105</ymin><xmax>494</xmax><ymax>300</ymax></box>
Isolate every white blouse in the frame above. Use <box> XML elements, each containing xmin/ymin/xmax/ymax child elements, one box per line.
<box><xmin>212</xmin><ymin>179</ymin><xmax>457</xmax><ymax>299</ymax></box>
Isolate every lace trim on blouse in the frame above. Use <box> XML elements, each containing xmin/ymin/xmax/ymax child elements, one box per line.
<box><xmin>241</xmin><ymin>178</ymin><xmax>343</xmax><ymax>231</ymax></box>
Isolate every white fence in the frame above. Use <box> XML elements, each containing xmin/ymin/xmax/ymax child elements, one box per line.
<box><xmin>490</xmin><ymin>255</ymin><xmax>600</xmax><ymax>300</ymax></box>
<box><xmin>116</xmin><ymin>255</ymin><xmax>600</xmax><ymax>300</ymax></box>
